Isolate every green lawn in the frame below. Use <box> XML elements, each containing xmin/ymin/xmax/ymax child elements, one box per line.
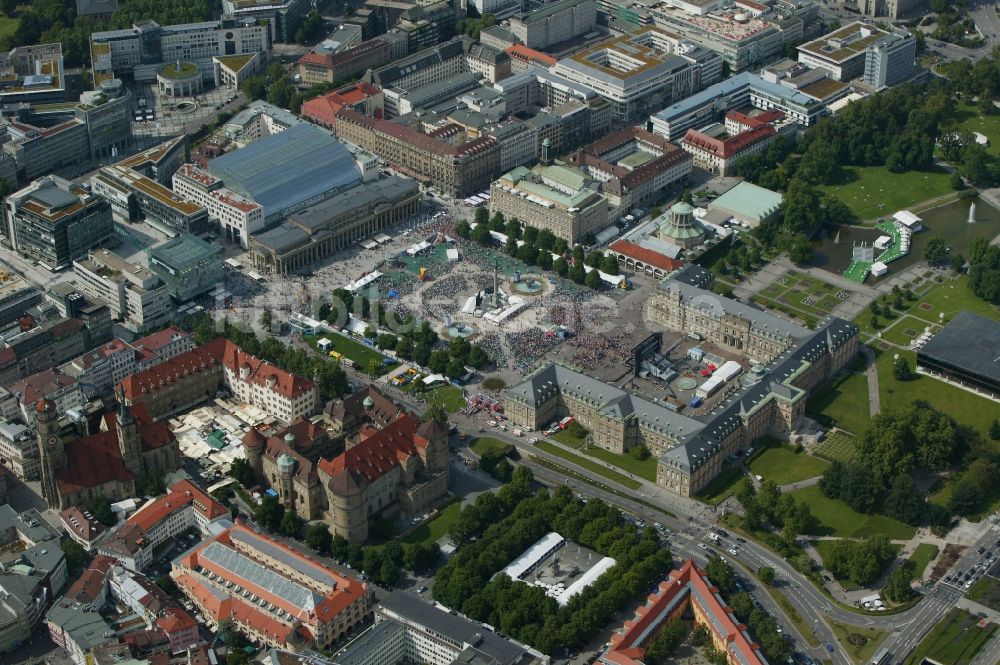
<box><xmin>819</xmin><ymin>165</ymin><xmax>955</xmax><ymax>221</ymax></box>
<box><xmin>879</xmin><ymin>314</ymin><xmax>942</xmax><ymax>347</ymax></box>
<box><xmin>418</xmin><ymin>385</ymin><xmax>466</xmax><ymax>413</ymax></box>
<box><xmin>814</xmin><ymin>430</ymin><xmax>859</xmax><ymax>464</ymax></box>
<box><xmin>754</xmin><ymin>269</ymin><xmax>850</xmax><ymax>323</ymax></box>
<box><xmin>904</xmin><ymin>608</ymin><xmax>997</xmax><ymax>665</ymax></box>
<box><xmin>830</xmin><ymin>621</ymin><xmax>889</xmax><ymax>665</ymax></box>
<box><xmin>904</xmin><ymin>543</ymin><xmax>940</xmax><ymax>580</ymax></box>
<box><xmin>0</xmin><ymin>13</ymin><xmax>16</xmax><ymax>41</ymax></box>
<box><xmin>470</xmin><ymin>437</ymin><xmax>512</xmax><ymax>457</ymax></box>
<box><xmin>552</xmin><ymin>428</ymin><xmax>587</xmax><ymax>449</ymax></box>
<box><xmin>874</xmin><ymin>347</ymin><xmax>1000</xmax><ymax>445</ymax></box>
<box><xmin>814</xmin><ymin>539</ymin><xmax>902</xmax><ymax>590</ymax></box>
<box><xmin>304</xmin><ymin>333</ymin><xmax>389</xmax><ymax>375</ymax></box>
<box><xmin>790</xmin><ymin>485</ymin><xmax>916</xmax><ymax>540</ymax></box>
<box><xmin>806</xmin><ymin>372</ymin><xmax>871</xmax><ymax>435</ymax></box>
<box><xmin>929</xmin><ymin>474</ymin><xmax>1000</xmax><ymax>521</ymax></box>
<box><xmin>402</xmin><ymin>499</ymin><xmax>461</xmax><ymax>546</ymax></box>
<box><xmin>581</xmin><ymin>445</ymin><xmax>658</xmax><ymax>482</ymax></box>
<box><xmin>955</xmin><ymin>103</ymin><xmax>1000</xmax><ymax>157</ymax></box>
<box><xmin>534</xmin><ymin>440</ymin><xmax>641</xmax><ymax>490</ymax></box>
<box><xmin>695</xmin><ymin>465</ymin><xmax>746</xmax><ymax>505</ymax></box>
<box><xmin>748</xmin><ymin>446</ymin><xmax>829</xmax><ymax>486</ymax></box>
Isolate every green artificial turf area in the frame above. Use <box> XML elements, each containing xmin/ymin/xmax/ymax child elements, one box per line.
<box><xmin>748</xmin><ymin>445</ymin><xmax>829</xmax><ymax>486</ymax></box>
<box><xmin>903</xmin><ymin>608</ymin><xmax>996</xmax><ymax>665</ymax></box>
<box><xmin>790</xmin><ymin>485</ymin><xmax>916</xmax><ymax>540</ymax></box>
<box><xmin>819</xmin><ymin>165</ymin><xmax>955</xmax><ymax>220</ymax></box>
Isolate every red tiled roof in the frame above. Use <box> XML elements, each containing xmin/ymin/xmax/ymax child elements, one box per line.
<box><xmin>609</xmin><ymin>240</ymin><xmax>684</xmax><ymax>272</ymax></box>
<box><xmin>604</xmin><ymin>559</ymin><xmax>766</xmax><ymax>665</ymax></box>
<box><xmin>133</xmin><ymin>326</ymin><xmax>191</xmax><ymax>354</ymax></box>
<box><xmin>120</xmin><ymin>338</ymin><xmax>315</xmax><ymax>402</ymax></box>
<box><xmin>505</xmin><ymin>44</ymin><xmax>557</xmax><ymax>67</ymax></box>
<box><xmin>318</xmin><ymin>413</ymin><xmax>424</xmax><ymax>483</ymax></box>
<box><xmin>65</xmin><ymin>554</ymin><xmax>114</xmax><ymax>604</ymax></box>
<box><xmin>59</xmin><ymin>429</ymin><xmax>133</xmax><ymax>496</ymax></box>
<box><xmin>127</xmin><ymin>479</ymin><xmax>228</xmax><ymax>532</ymax></box>
<box><xmin>10</xmin><ymin>368</ymin><xmax>77</xmax><ymax>406</ymax></box>
<box><xmin>335</xmin><ymin>108</ymin><xmax>498</xmax><ymax>158</ymax></box>
<box><xmin>682</xmin><ymin>125</ymin><xmax>776</xmax><ymax>160</ymax></box>
<box><xmin>61</xmin><ymin>506</ymin><xmax>107</xmax><ymax>544</ymax></box>
<box><xmin>725</xmin><ymin>109</ymin><xmax>785</xmax><ymax>129</ymax></box>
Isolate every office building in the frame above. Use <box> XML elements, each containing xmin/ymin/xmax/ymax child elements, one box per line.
<box><xmin>553</xmin><ymin>28</ymin><xmax>721</xmax><ymax>122</ymax></box>
<box><xmin>327</xmin><ymin>590</ymin><xmax>547</xmax><ymax>665</ymax></box>
<box><xmin>206</xmin><ymin>123</ymin><xmax>368</xmax><ymax>224</ymax></box>
<box><xmin>72</xmin><ymin>249</ymin><xmax>173</xmax><ymax>335</ymax></box>
<box><xmin>841</xmin><ymin>0</ymin><xmax>926</xmax><ymax>20</ymax></box>
<box><xmin>917</xmin><ymin>311</ymin><xmax>1000</xmax><ymax>398</ymax></box>
<box><xmin>0</xmin><ymin>275</ymin><xmax>42</xmax><ymax>327</ymax></box>
<box><xmin>298</xmin><ymin>37</ymin><xmax>393</xmax><ymax>86</ymax></box>
<box><xmin>798</xmin><ymin>21</ymin><xmax>895</xmax><ymax>81</ymax></box>
<box><xmin>472</xmin><ymin>0</ymin><xmax>522</xmax><ymax>19</ymax></box>
<box><xmin>863</xmin><ymin>30</ymin><xmax>916</xmax><ymax>89</ymax></box>
<box><xmin>0</xmin><ymin>44</ymin><xmax>66</xmax><ymax>105</ymax></box>
<box><xmin>221</xmin><ymin>0</ymin><xmax>311</xmax><ymax>43</ymax></box>
<box><xmin>650</xmin><ymin>1</ymin><xmax>806</xmax><ymax>72</ymax></box>
<box><xmin>5</xmin><ymin>176</ymin><xmax>113</xmax><ymax>270</ymax></box>
<box><xmin>301</xmin><ymin>82</ymin><xmax>385</xmax><ymax>129</ymax></box>
<box><xmin>98</xmin><ymin>479</ymin><xmax>230</xmax><ymax>571</ymax></box>
<box><xmin>681</xmin><ymin>121</ymin><xmax>776</xmax><ymax>176</ymax></box>
<box><xmin>172</xmin><ymin>523</ymin><xmax>373</xmax><ymax>650</ymax></box>
<box><xmin>564</xmin><ymin>126</ymin><xmax>691</xmax><ymax>212</ymax></box>
<box><xmin>119</xmin><ymin>337</ymin><xmax>319</xmax><ymax>422</ymax></box>
<box><xmin>601</xmin><ymin>559</ymin><xmax>766</xmax><ymax>665</ymax></box>
<box><xmin>0</xmin><ymin>566</ymin><xmax>48</xmax><ymax>654</ymax></box>
<box><xmin>249</xmin><ymin>176</ymin><xmax>420</xmax><ymax>275</ymax></box>
<box><xmin>223</xmin><ymin>100</ymin><xmax>304</xmax><ymax>146</ymax></box>
<box><xmin>0</xmin><ymin>317</ymin><xmax>91</xmax><ymax>389</ymax></box>
<box><xmin>490</xmin><ymin>161</ymin><xmax>612</xmax><ymax>244</ymax></box>
<box><xmin>244</xmin><ymin>386</ymin><xmax>448</xmax><ymax>543</ymax></box>
<box><xmin>394</xmin><ymin>1</ymin><xmax>458</xmax><ymax>54</ymax></box>
<box><xmin>649</xmin><ymin>71</ymin><xmax>835</xmax><ymax>141</ymax></box>
<box><xmin>90</xmin><ymin>18</ymin><xmax>271</xmax><ymax>83</ymax></box>
<box><xmin>334</xmin><ymin>108</ymin><xmax>501</xmax><ymax>197</ymax></box>
<box><xmin>508</xmin><ymin>0</ymin><xmax>597</xmax><ymax>50</ymax></box>
<box><xmin>172</xmin><ymin>165</ymin><xmax>264</xmax><ymax>248</ymax></box>
<box><xmin>146</xmin><ymin>234</ymin><xmax>225</xmax><ymax>302</ymax></box>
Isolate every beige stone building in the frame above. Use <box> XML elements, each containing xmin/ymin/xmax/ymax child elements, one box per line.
<box><xmin>504</xmin><ymin>265</ymin><xmax>858</xmax><ymax>497</ymax></box>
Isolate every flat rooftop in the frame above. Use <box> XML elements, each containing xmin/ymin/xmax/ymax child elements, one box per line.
<box><xmin>918</xmin><ymin>311</ymin><xmax>1000</xmax><ymax>386</ymax></box>
<box><xmin>798</xmin><ymin>21</ymin><xmax>886</xmax><ymax>63</ymax></box>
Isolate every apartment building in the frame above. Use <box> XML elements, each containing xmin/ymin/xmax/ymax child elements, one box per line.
<box><xmin>508</xmin><ymin>0</ymin><xmax>597</xmax><ymax>50</ymax></box>
<box><xmin>72</xmin><ymin>249</ymin><xmax>173</xmax><ymax>335</ymax></box>
<box><xmin>5</xmin><ymin>176</ymin><xmax>113</xmax><ymax>270</ymax></box>
<box><xmin>9</xmin><ymin>368</ymin><xmax>85</xmax><ymax>429</ymax></box>
<box><xmin>681</xmin><ymin>122</ymin><xmax>776</xmax><ymax>176</ymax></box>
<box><xmin>0</xmin><ymin>276</ymin><xmax>42</xmax><ymax>327</ymax></box>
<box><xmin>173</xmin><ymin>164</ymin><xmax>264</xmax><ymax>248</ymax></box>
<box><xmin>0</xmin><ymin>421</ymin><xmax>38</xmax><ymax>481</ymax></box>
<box><xmin>0</xmin><ymin>317</ymin><xmax>91</xmax><ymax>388</ymax></box>
<box><xmin>300</xmin><ymin>82</ymin><xmax>385</xmax><ymax>129</ymax></box>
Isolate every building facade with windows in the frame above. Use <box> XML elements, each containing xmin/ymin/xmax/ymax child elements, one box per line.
<box><xmin>72</xmin><ymin>249</ymin><xmax>173</xmax><ymax>335</ymax></box>
<box><xmin>5</xmin><ymin>176</ymin><xmax>113</xmax><ymax>270</ymax></box>
<box><xmin>508</xmin><ymin>0</ymin><xmax>597</xmax><ymax>50</ymax></box>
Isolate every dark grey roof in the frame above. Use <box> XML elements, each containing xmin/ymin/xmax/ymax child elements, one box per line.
<box><xmin>45</xmin><ymin>602</ymin><xmax>115</xmax><ymax>651</ymax></box>
<box><xmin>667</xmin><ymin>263</ymin><xmax>713</xmax><ymax>288</ymax></box>
<box><xmin>30</xmin><ymin>184</ymin><xmax>79</xmax><ymax>210</ymax></box>
<box><xmin>368</xmin><ymin>37</ymin><xmax>469</xmax><ymax>88</ymax></box>
<box><xmin>228</xmin><ymin>527</ymin><xmax>337</xmax><ymax>589</ymax></box>
<box><xmin>918</xmin><ymin>310</ymin><xmax>1000</xmax><ymax>384</ymax></box>
<box><xmin>0</xmin><ymin>505</ymin><xmax>62</xmax><ymax>544</ymax></box>
<box><xmin>330</xmin><ymin>618</ymin><xmax>405</xmax><ymax>665</ymax></box>
<box><xmin>377</xmin><ymin>591</ymin><xmax>541</xmax><ymax>665</ymax></box>
<box><xmin>251</xmin><ymin>177</ymin><xmax>418</xmax><ymax>255</ymax></box>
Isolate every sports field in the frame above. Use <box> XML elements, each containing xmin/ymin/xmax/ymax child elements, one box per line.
<box><xmin>753</xmin><ymin>270</ymin><xmax>850</xmax><ymax>321</ymax></box>
<box><xmin>819</xmin><ymin>165</ymin><xmax>954</xmax><ymax>220</ymax></box>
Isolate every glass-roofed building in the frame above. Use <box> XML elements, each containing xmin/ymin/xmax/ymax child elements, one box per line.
<box><xmin>206</xmin><ymin>123</ymin><xmax>369</xmax><ymax>224</ymax></box>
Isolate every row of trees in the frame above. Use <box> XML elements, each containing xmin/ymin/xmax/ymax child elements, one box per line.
<box><xmin>434</xmin><ymin>482</ymin><xmax>672</xmax><ymax>654</ymax></box>
<box><xmin>737</xmin><ymin>478</ymin><xmax>813</xmax><ymax>545</ymax></box>
<box><xmin>457</xmin><ymin>211</ymin><xmax>618</xmax><ymax>290</ymax></box>
<box><xmin>187</xmin><ymin>312</ymin><xmax>350</xmax><ymax>400</ymax></box>
<box><xmin>716</xmin><ymin>557</ymin><xmax>791</xmax><ymax>663</ymax></box>
<box><xmin>968</xmin><ymin>236</ymin><xmax>1000</xmax><ymax>303</ymax></box>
